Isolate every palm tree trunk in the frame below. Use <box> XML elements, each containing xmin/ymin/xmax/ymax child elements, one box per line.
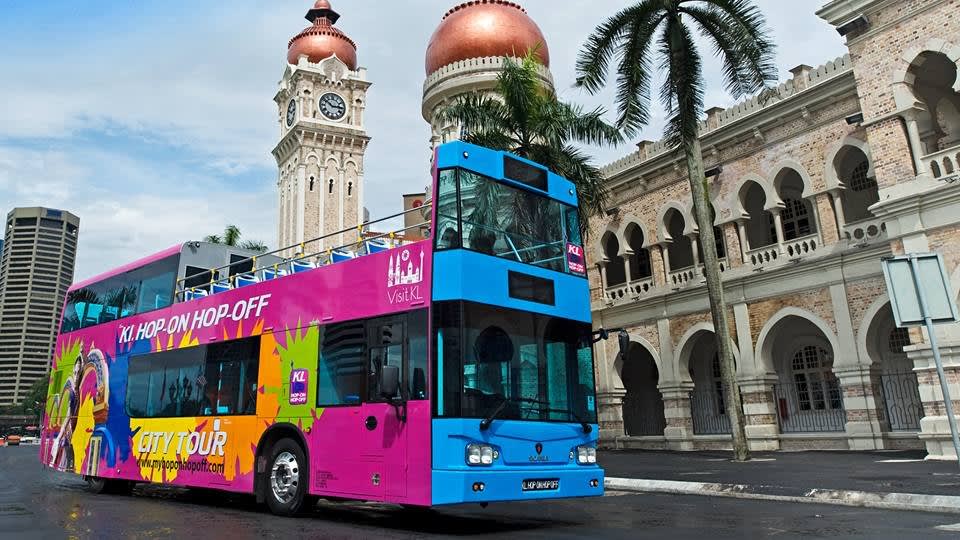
<box><xmin>683</xmin><ymin>138</ymin><xmax>750</xmax><ymax>461</ymax></box>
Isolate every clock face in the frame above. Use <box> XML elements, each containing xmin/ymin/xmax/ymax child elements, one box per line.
<box><xmin>286</xmin><ymin>99</ymin><xmax>297</xmax><ymax>127</ymax></box>
<box><xmin>318</xmin><ymin>92</ymin><xmax>347</xmax><ymax>120</ymax></box>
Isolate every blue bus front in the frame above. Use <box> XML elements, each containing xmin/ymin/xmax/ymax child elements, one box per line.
<box><xmin>430</xmin><ymin>142</ymin><xmax>603</xmax><ymax>505</ymax></box>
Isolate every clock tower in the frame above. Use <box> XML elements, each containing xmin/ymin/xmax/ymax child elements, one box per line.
<box><xmin>273</xmin><ymin>1</ymin><xmax>370</xmax><ymax>255</ymax></box>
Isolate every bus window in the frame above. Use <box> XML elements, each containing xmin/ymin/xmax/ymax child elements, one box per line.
<box><xmin>137</xmin><ymin>270</ymin><xmax>175</xmax><ymax>313</ymax></box>
<box><xmin>318</xmin><ymin>321</ymin><xmax>366</xmax><ymax>406</ymax></box>
<box><xmin>408</xmin><ymin>310</ymin><xmax>428</xmax><ymax>400</ymax></box>
<box><xmin>435</xmin><ymin>169</ymin><xmax>460</xmax><ymax>250</ymax></box>
<box><xmin>126</xmin><ymin>336</ymin><xmax>260</xmax><ymax>418</ymax></box>
<box><xmin>368</xmin><ymin>318</ymin><xmax>403</xmax><ymax>401</ymax></box>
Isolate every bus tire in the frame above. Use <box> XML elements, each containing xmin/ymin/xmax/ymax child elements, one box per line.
<box><xmin>86</xmin><ymin>477</ymin><xmax>133</xmax><ymax>495</ymax></box>
<box><xmin>263</xmin><ymin>438</ymin><xmax>311</xmax><ymax>516</ymax></box>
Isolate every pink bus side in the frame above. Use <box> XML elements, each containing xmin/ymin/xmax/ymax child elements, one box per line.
<box><xmin>40</xmin><ymin>240</ymin><xmax>433</xmax><ymax>506</ymax></box>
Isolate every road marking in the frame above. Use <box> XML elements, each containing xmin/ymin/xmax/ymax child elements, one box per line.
<box><xmin>934</xmin><ymin>523</ymin><xmax>960</xmax><ymax>531</ymax></box>
<box><xmin>876</xmin><ymin>459</ymin><xmax>926</xmax><ymax>463</ymax></box>
<box><xmin>678</xmin><ymin>472</ymin><xmax>716</xmax><ymax>476</ymax></box>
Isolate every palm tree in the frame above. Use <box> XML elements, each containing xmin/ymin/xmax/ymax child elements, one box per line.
<box><xmin>204</xmin><ymin>225</ymin><xmax>268</xmax><ymax>253</ymax></box>
<box><xmin>577</xmin><ymin>0</ymin><xmax>777</xmax><ymax>461</ymax></box>
<box><xmin>438</xmin><ymin>52</ymin><xmax>623</xmax><ymax>234</ymax></box>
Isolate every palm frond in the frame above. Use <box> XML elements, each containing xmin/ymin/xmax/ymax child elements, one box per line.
<box><xmin>575</xmin><ymin>2</ymin><xmax>661</xmax><ymax>94</ymax></box>
<box><xmin>614</xmin><ymin>6</ymin><xmax>668</xmax><ymax>135</ymax></box>
<box><xmin>681</xmin><ymin>2</ymin><xmax>777</xmax><ymax>98</ymax></box>
<box><xmin>223</xmin><ymin>225</ymin><xmax>241</xmax><ymax>246</ymax></box>
<box><xmin>203</xmin><ymin>234</ymin><xmax>222</xmax><ymax>244</ymax></box>
<box><xmin>437</xmin><ymin>93</ymin><xmax>511</xmax><ymax>136</ymax></box>
<box><xmin>239</xmin><ymin>240</ymin><xmax>268</xmax><ymax>253</ymax></box>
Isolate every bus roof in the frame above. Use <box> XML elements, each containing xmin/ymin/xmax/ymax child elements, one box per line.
<box><xmin>68</xmin><ymin>244</ymin><xmax>183</xmax><ymax>293</ymax></box>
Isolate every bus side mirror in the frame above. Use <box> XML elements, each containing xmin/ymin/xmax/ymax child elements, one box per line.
<box><xmin>618</xmin><ymin>330</ymin><xmax>630</xmax><ymax>357</ymax></box>
<box><xmin>381</xmin><ymin>365</ymin><xmax>400</xmax><ymax>400</ymax></box>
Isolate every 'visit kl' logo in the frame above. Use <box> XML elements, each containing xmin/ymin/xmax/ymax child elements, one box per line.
<box><xmin>386</xmin><ymin>248</ymin><xmax>425</xmax><ymax>304</ymax></box>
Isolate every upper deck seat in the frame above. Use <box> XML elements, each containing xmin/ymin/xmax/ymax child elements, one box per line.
<box><xmin>291</xmin><ymin>260</ymin><xmax>316</xmax><ymax>274</ymax></box>
<box><xmin>261</xmin><ymin>267</ymin><xmax>288</xmax><ymax>281</ymax></box>
<box><xmin>184</xmin><ymin>289</ymin><xmax>209</xmax><ymax>302</ymax></box>
<box><xmin>331</xmin><ymin>249</ymin><xmax>357</xmax><ymax>263</ymax></box>
<box><xmin>211</xmin><ymin>282</ymin><xmax>232</xmax><ymax>295</ymax></box>
<box><xmin>365</xmin><ymin>239</ymin><xmax>391</xmax><ymax>254</ymax></box>
<box><xmin>235</xmin><ymin>274</ymin><xmax>259</xmax><ymax>288</ymax></box>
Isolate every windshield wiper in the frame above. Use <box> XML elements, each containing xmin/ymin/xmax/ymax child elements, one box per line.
<box><xmin>479</xmin><ymin>395</ymin><xmax>545</xmax><ymax>431</ymax></box>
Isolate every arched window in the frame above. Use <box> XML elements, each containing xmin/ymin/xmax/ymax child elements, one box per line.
<box><xmin>791</xmin><ymin>345</ymin><xmax>841</xmax><ymax>411</ymax></box>
<box><xmin>328</xmin><ymin>179</ymin><xmax>334</xmax><ymax>194</ymax></box>
<box><xmin>664</xmin><ymin>209</ymin><xmax>693</xmax><ymax>270</ymax></box>
<box><xmin>602</xmin><ymin>233</ymin><xmax>626</xmax><ymax>287</ymax></box>
<box><xmin>834</xmin><ymin>146</ymin><xmax>878</xmax><ymax>223</ymax></box>
<box><xmin>347</xmin><ymin>181</ymin><xmax>353</xmax><ymax>197</ymax></box>
<box><xmin>775</xmin><ymin>169</ymin><xmax>817</xmax><ymax>241</ymax></box>
<box><xmin>889</xmin><ymin>327</ymin><xmax>911</xmax><ymax>353</ymax></box>
<box><xmin>625</xmin><ymin>223</ymin><xmax>652</xmax><ymax>281</ymax></box>
<box><xmin>309</xmin><ymin>176</ymin><xmax>315</xmax><ymax>192</ymax></box>
<box><xmin>740</xmin><ymin>182</ymin><xmax>775</xmax><ymax>248</ymax></box>
<box><xmin>907</xmin><ymin>51</ymin><xmax>960</xmax><ymax>154</ymax></box>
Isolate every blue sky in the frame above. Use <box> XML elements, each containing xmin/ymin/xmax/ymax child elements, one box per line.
<box><xmin>0</xmin><ymin>1</ymin><xmax>848</xmax><ymax>281</ymax></box>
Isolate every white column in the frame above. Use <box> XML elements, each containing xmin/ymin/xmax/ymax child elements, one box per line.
<box><xmin>735</xmin><ymin>219</ymin><xmax>750</xmax><ymax>261</ymax></box>
<box><xmin>903</xmin><ymin>111</ymin><xmax>928</xmax><ymax>175</ymax></box>
<box><xmin>829</xmin><ymin>189</ymin><xmax>847</xmax><ymax>234</ymax></box>
<box><xmin>771</xmin><ymin>208</ymin><xmax>786</xmax><ymax>252</ymax></box>
<box><xmin>622</xmin><ymin>252</ymin><xmax>633</xmax><ymax>284</ymax></box>
<box><xmin>688</xmin><ymin>233</ymin><xmax>701</xmax><ymax>277</ymax></box>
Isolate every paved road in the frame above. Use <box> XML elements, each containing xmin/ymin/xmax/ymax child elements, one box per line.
<box><xmin>2</xmin><ymin>446</ymin><xmax>959</xmax><ymax>539</ymax></box>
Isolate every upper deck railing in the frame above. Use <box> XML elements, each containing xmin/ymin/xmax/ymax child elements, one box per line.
<box><xmin>176</xmin><ymin>204</ymin><xmax>432</xmax><ymax>301</ymax></box>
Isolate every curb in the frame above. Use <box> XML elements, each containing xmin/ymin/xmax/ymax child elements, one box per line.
<box><xmin>605</xmin><ymin>477</ymin><xmax>960</xmax><ymax>514</ymax></box>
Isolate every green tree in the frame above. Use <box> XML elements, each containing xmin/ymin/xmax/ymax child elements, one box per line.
<box><xmin>577</xmin><ymin>0</ymin><xmax>777</xmax><ymax>461</ymax></box>
<box><xmin>438</xmin><ymin>52</ymin><xmax>623</xmax><ymax>233</ymax></box>
<box><xmin>204</xmin><ymin>225</ymin><xmax>268</xmax><ymax>253</ymax></box>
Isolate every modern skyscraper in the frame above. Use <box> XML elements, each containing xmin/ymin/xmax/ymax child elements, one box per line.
<box><xmin>0</xmin><ymin>207</ymin><xmax>79</xmax><ymax>405</ymax></box>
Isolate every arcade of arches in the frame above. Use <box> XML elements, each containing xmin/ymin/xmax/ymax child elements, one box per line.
<box><xmin>603</xmin><ymin>304</ymin><xmax>924</xmax><ymax>451</ymax></box>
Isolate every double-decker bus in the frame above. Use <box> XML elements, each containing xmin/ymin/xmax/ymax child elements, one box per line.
<box><xmin>40</xmin><ymin>141</ymin><xmax>611</xmax><ymax>515</ymax></box>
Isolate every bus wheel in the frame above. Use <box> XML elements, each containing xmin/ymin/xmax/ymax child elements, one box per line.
<box><xmin>86</xmin><ymin>477</ymin><xmax>133</xmax><ymax>495</ymax></box>
<box><xmin>264</xmin><ymin>438</ymin><xmax>310</xmax><ymax>516</ymax></box>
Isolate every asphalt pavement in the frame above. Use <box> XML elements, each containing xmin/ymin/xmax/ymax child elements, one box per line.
<box><xmin>2</xmin><ymin>445</ymin><xmax>960</xmax><ymax>539</ymax></box>
<box><xmin>601</xmin><ymin>449</ymin><xmax>960</xmax><ymax>495</ymax></box>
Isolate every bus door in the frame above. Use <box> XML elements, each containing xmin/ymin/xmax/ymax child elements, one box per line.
<box><xmin>361</xmin><ymin>316</ymin><xmax>408</xmax><ymax>499</ymax></box>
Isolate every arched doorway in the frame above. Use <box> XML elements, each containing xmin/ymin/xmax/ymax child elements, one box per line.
<box><xmin>867</xmin><ymin>304</ymin><xmax>923</xmax><ymax>431</ymax></box>
<box><xmin>620</xmin><ymin>343</ymin><xmax>666</xmax><ymax>436</ymax></box>
<box><xmin>762</xmin><ymin>315</ymin><xmax>845</xmax><ymax>433</ymax></box>
<box><xmin>685</xmin><ymin>330</ymin><xmax>731</xmax><ymax>434</ymax></box>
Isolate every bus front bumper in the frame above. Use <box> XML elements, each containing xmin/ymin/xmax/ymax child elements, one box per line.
<box><xmin>431</xmin><ymin>467</ymin><xmax>604</xmax><ymax>505</ymax></box>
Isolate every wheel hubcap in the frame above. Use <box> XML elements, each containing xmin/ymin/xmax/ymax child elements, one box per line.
<box><xmin>270</xmin><ymin>451</ymin><xmax>300</xmax><ymax>504</ymax></box>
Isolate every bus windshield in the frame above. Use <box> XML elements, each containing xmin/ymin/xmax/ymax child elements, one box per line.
<box><xmin>434</xmin><ymin>301</ymin><xmax>598</xmax><ymax>424</ymax></box>
<box><xmin>435</xmin><ymin>168</ymin><xmax>583</xmax><ymax>274</ymax></box>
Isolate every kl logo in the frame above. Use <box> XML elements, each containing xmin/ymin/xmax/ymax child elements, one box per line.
<box><xmin>290</xmin><ymin>369</ymin><xmax>308</xmax><ymax>405</ymax></box>
<box><xmin>388</xmin><ymin>248</ymin><xmax>425</xmax><ymax>288</ymax></box>
<box><xmin>566</xmin><ymin>243</ymin><xmax>586</xmax><ymax>275</ymax></box>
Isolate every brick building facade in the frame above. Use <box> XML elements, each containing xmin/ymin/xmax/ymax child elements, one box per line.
<box><xmin>590</xmin><ymin>0</ymin><xmax>960</xmax><ymax>458</ymax></box>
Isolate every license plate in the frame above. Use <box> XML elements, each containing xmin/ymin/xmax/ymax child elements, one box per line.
<box><xmin>522</xmin><ymin>478</ymin><xmax>559</xmax><ymax>491</ymax></box>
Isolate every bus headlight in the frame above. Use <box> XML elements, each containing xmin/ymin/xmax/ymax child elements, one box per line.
<box><xmin>466</xmin><ymin>443</ymin><xmax>496</xmax><ymax>466</ymax></box>
<box><xmin>576</xmin><ymin>445</ymin><xmax>597</xmax><ymax>465</ymax></box>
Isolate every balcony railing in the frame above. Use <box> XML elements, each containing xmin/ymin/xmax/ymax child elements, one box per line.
<box><xmin>842</xmin><ymin>217</ymin><xmax>886</xmax><ymax>245</ymax></box>
<box><xmin>922</xmin><ymin>144</ymin><xmax>960</xmax><ymax>179</ymax></box>
<box><xmin>668</xmin><ymin>266</ymin><xmax>697</xmax><ymax>288</ymax></box>
<box><xmin>604</xmin><ymin>277</ymin><xmax>656</xmax><ymax>303</ymax></box>
<box><xmin>783</xmin><ymin>234</ymin><xmax>820</xmax><ymax>259</ymax></box>
<box><xmin>746</xmin><ymin>244</ymin><xmax>780</xmax><ymax>268</ymax></box>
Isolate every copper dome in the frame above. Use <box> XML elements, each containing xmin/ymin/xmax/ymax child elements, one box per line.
<box><xmin>425</xmin><ymin>1</ymin><xmax>550</xmax><ymax>75</ymax></box>
<box><xmin>287</xmin><ymin>1</ymin><xmax>358</xmax><ymax>70</ymax></box>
